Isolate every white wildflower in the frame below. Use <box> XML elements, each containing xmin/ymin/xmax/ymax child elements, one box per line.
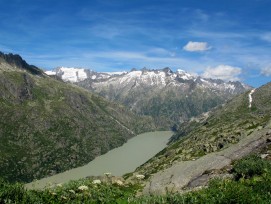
<box><xmin>135</xmin><ymin>174</ymin><xmax>145</xmax><ymax>180</ymax></box>
<box><xmin>115</xmin><ymin>180</ymin><xmax>124</xmax><ymax>186</ymax></box>
<box><xmin>56</xmin><ymin>183</ymin><xmax>63</xmax><ymax>187</ymax></box>
<box><xmin>61</xmin><ymin>195</ymin><xmax>67</xmax><ymax>200</ymax></box>
<box><xmin>69</xmin><ymin>189</ymin><xmax>76</xmax><ymax>194</ymax></box>
<box><xmin>78</xmin><ymin>185</ymin><xmax>88</xmax><ymax>191</ymax></box>
<box><xmin>92</xmin><ymin>179</ymin><xmax>101</xmax><ymax>184</ymax></box>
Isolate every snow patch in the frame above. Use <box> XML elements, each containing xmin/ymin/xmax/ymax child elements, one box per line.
<box><xmin>103</xmin><ymin>71</ymin><xmax>127</xmax><ymax>75</ymax></box>
<box><xmin>119</xmin><ymin>70</ymin><xmax>142</xmax><ymax>84</ymax></box>
<box><xmin>45</xmin><ymin>70</ymin><xmax>56</xmax><ymax>75</ymax></box>
<box><xmin>53</xmin><ymin>67</ymin><xmax>88</xmax><ymax>82</ymax></box>
<box><xmin>248</xmin><ymin>89</ymin><xmax>256</xmax><ymax>108</ymax></box>
<box><xmin>177</xmin><ymin>69</ymin><xmax>193</xmax><ymax>80</ymax></box>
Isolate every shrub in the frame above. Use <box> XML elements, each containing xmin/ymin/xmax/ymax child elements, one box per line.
<box><xmin>0</xmin><ymin>178</ymin><xmax>26</xmax><ymax>203</ymax></box>
<box><xmin>232</xmin><ymin>154</ymin><xmax>271</xmax><ymax>179</ymax></box>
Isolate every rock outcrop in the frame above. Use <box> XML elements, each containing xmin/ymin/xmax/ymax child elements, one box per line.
<box><xmin>144</xmin><ymin>121</ymin><xmax>271</xmax><ymax>194</ymax></box>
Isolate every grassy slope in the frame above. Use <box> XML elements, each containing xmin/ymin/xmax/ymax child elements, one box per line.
<box><xmin>0</xmin><ymin>67</ymin><xmax>155</xmax><ymax>183</ymax></box>
<box><xmin>1</xmin><ymin>154</ymin><xmax>271</xmax><ymax>203</ymax></box>
<box><xmin>134</xmin><ymin>82</ymin><xmax>271</xmax><ymax>177</ymax></box>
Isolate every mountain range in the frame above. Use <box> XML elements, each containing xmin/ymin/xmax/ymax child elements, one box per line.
<box><xmin>0</xmin><ymin>51</ymin><xmax>270</xmax><ymax>203</ymax></box>
<box><xmin>0</xmin><ymin>52</ymin><xmax>258</xmax><ymax>185</ymax></box>
<box><xmin>46</xmin><ymin>67</ymin><xmax>251</xmax><ymax>127</ymax></box>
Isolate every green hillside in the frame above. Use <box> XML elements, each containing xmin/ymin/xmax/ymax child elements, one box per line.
<box><xmin>134</xmin><ymin>82</ymin><xmax>271</xmax><ymax>178</ymax></box>
<box><xmin>0</xmin><ymin>53</ymin><xmax>155</xmax><ymax>183</ymax></box>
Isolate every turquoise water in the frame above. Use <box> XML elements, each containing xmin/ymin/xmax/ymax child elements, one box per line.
<box><xmin>25</xmin><ymin>131</ymin><xmax>172</xmax><ymax>189</ymax></box>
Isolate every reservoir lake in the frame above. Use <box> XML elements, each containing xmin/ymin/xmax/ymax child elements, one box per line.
<box><xmin>25</xmin><ymin>131</ymin><xmax>173</xmax><ymax>189</ymax></box>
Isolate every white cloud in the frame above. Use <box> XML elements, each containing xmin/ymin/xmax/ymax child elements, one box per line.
<box><xmin>147</xmin><ymin>48</ymin><xmax>171</xmax><ymax>56</ymax></box>
<box><xmin>202</xmin><ymin>65</ymin><xmax>242</xmax><ymax>81</ymax></box>
<box><xmin>183</xmin><ymin>41</ymin><xmax>211</xmax><ymax>52</ymax></box>
<box><xmin>261</xmin><ymin>32</ymin><xmax>271</xmax><ymax>42</ymax></box>
<box><xmin>194</xmin><ymin>9</ymin><xmax>209</xmax><ymax>22</ymax></box>
<box><xmin>261</xmin><ymin>65</ymin><xmax>271</xmax><ymax>76</ymax></box>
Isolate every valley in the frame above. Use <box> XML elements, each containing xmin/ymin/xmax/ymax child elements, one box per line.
<box><xmin>0</xmin><ymin>52</ymin><xmax>270</xmax><ymax>203</ymax></box>
<box><xmin>1</xmin><ymin>0</ymin><xmax>271</xmax><ymax>202</ymax></box>
<box><xmin>25</xmin><ymin>131</ymin><xmax>173</xmax><ymax>189</ymax></box>
<box><xmin>0</xmin><ymin>52</ymin><xmax>156</xmax><ymax>183</ymax></box>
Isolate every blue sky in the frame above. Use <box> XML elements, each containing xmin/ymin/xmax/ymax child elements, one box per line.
<box><xmin>0</xmin><ymin>0</ymin><xmax>271</xmax><ymax>87</ymax></box>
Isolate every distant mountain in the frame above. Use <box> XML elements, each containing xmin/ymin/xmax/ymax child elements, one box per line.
<box><xmin>0</xmin><ymin>53</ymin><xmax>155</xmax><ymax>183</ymax></box>
<box><xmin>46</xmin><ymin>67</ymin><xmax>126</xmax><ymax>83</ymax></box>
<box><xmin>62</xmin><ymin>67</ymin><xmax>250</xmax><ymax>128</ymax></box>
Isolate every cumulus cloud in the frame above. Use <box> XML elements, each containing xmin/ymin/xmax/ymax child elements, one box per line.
<box><xmin>202</xmin><ymin>65</ymin><xmax>242</xmax><ymax>81</ymax></box>
<box><xmin>183</xmin><ymin>41</ymin><xmax>211</xmax><ymax>52</ymax></box>
<box><xmin>261</xmin><ymin>64</ymin><xmax>271</xmax><ymax>76</ymax></box>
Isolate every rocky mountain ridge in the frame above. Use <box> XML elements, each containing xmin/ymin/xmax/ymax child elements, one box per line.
<box><xmin>75</xmin><ymin>67</ymin><xmax>251</xmax><ymax>127</ymax></box>
<box><xmin>46</xmin><ymin>67</ymin><xmax>251</xmax><ymax>128</ymax></box>
<box><xmin>46</xmin><ymin>67</ymin><xmax>126</xmax><ymax>83</ymax></box>
<box><xmin>0</xmin><ymin>52</ymin><xmax>43</xmax><ymax>75</ymax></box>
<box><xmin>46</xmin><ymin>66</ymin><xmax>250</xmax><ymax>93</ymax></box>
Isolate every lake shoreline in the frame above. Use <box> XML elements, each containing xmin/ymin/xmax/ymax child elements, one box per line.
<box><xmin>25</xmin><ymin>131</ymin><xmax>173</xmax><ymax>190</ymax></box>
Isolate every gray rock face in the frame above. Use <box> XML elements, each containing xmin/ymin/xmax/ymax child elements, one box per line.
<box><xmin>143</xmin><ymin>122</ymin><xmax>271</xmax><ymax>194</ymax></box>
<box><xmin>46</xmin><ymin>67</ymin><xmax>251</xmax><ymax>127</ymax></box>
<box><xmin>76</xmin><ymin>68</ymin><xmax>251</xmax><ymax>127</ymax></box>
<box><xmin>0</xmin><ymin>52</ymin><xmax>43</xmax><ymax>75</ymax></box>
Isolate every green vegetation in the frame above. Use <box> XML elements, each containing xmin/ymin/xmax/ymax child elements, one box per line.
<box><xmin>232</xmin><ymin>154</ymin><xmax>271</xmax><ymax>179</ymax></box>
<box><xmin>0</xmin><ymin>54</ymin><xmax>156</xmax><ymax>183</ymax></box>
<box><xmin>1</xmin><ymin>53</ymin><xmax>270</xmax><ymax>203</ymax></box>
<box><xmin>1</xmin><ymin>155</ymin><xmax>270</xmax><ymax>203</ymax></box>
<box><xmin>134</xmin><ymin>83</ymin><xmax>271</xmax><ymax>177</ymax></box>
<box><xmin>0</xmin><ymin>177</ymin><xmax>141</xmax><ymax>203</ymax></box>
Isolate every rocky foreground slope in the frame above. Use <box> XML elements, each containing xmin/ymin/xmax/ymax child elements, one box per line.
<box><xmin>0</xmin><ymin>52</ymin><xmax>155</xmax><ymax>183</ymax></box>
<box><xmin>131</xmin><ymin>82</ymin><xmax>271</xmax><ymax>194</ymax></box>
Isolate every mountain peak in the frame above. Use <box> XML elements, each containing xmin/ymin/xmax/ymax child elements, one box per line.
<box><xmin>0</xmin><ymin>52</ymin><xmax>43</xmax><ymax>75</ymax></box>
<box><xmin>46</xmin><ymin>67</ymin><xmax>90</xmax><ymax>83</ymax></box>
<box><xmin>48</xmin><ymin>67</ymin><xmax>251</xmax><ymax>93</ymax></box>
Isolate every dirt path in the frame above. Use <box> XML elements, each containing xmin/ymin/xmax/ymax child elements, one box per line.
<box><xmin>143</xmin><ymin>120</ymin><xmax>271</xmax><ymax>194</ymax></box>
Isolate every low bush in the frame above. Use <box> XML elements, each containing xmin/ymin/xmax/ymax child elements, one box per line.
<box><xmin>232</xmin><ymin>154</ymin><xmax>271</xmax><ymax>179</ymax></box>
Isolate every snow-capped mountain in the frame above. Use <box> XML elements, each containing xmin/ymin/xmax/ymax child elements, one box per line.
<box><xmin>45</xmin><ymin>67</ymin><xmax>126</xmax><ymax>83</ymax></box>
<box><xmin>75</xmin><ymin>67</ymin><xmax>249</xmax><ymax>94</ymax></box>
<box><xmin>45</xmin><ymin>67</ymin><xmax>89</xmax><ymax>83</ymax></box>
<box><xmin>46</xmin><ymin>67</ymin><xmax>249</xmax><ymax>94</ymax></box>
<box><xmin>46</xmin><ymin>67</ymin><xmax>251</xmax><ymax>127</ymax></box>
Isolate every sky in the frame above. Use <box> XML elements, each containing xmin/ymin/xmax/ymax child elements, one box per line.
<box><xmin>0</xmin><ymin>0</ymin><xmax>271</xmax><ymax>87</ymax></box>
